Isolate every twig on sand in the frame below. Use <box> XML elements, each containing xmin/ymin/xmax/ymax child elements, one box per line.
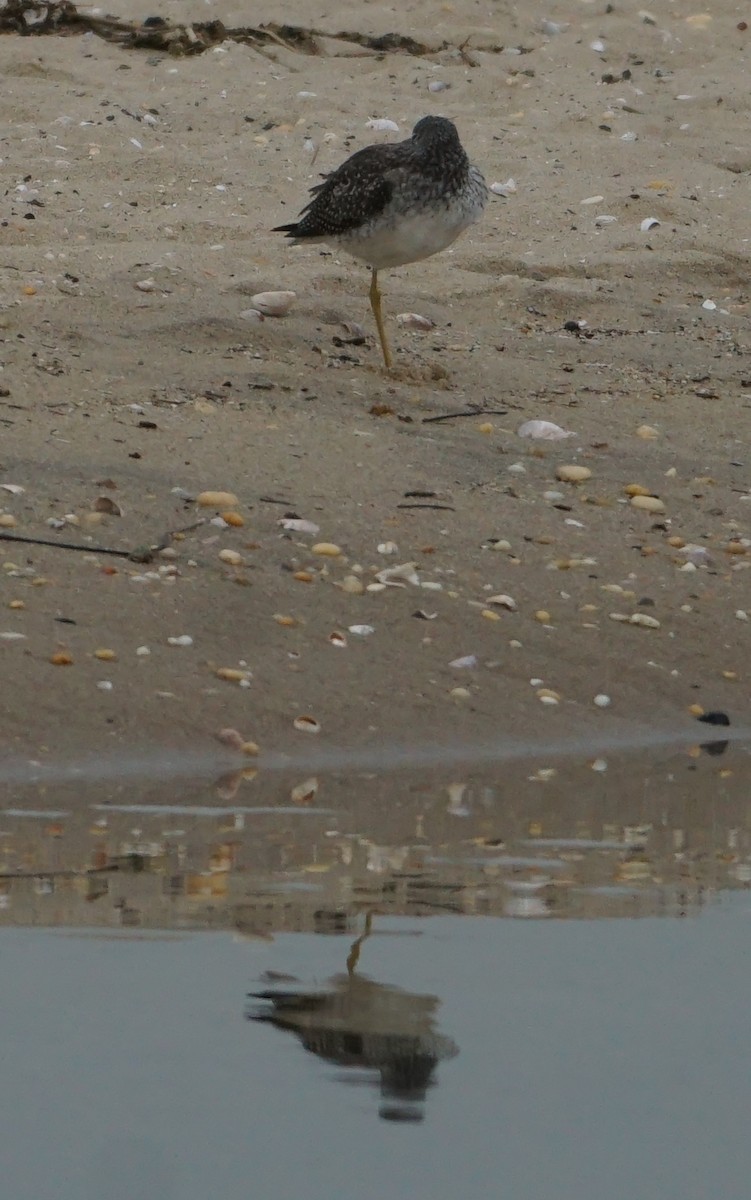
<box><xmin>0</xmin><ymin>520</ymin><xmax>204</xmax><ymax>563</ymax></box>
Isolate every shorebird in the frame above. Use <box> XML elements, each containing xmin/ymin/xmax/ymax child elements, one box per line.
<box><xmin>274</xmin><ymin>116</ymin><xmax>487</xmax><ymax>371</ymax></box>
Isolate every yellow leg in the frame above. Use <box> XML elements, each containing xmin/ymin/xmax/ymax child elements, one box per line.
<box><xmin>369</xmin><ymin>268</ymin><xmax>393</xmax><ymax>371</ymax></box>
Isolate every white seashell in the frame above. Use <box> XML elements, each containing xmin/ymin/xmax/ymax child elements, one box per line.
<box><xmin>640</xmin><ymin>217</ymin><xmax>660</xmax><ymax>232</ymax></box>
<box><xmin>291</xmin><ymin>777</ymin><xmax>318</xmax><ymax>803</ymax></box>
<box><xmin>428</xmin><ymin>80</ymin><xmax>450</xmax><ymax>93</ymax></box>
<box><xmin>293</xmin><ymin>715</ymin><xmax>320</xmax><ymax>734</ymax></box>
<box><xmin>581</xmin><ymin>195</ymin><xmax>604</xmax><ymax>205</ymax></box>
<box><xmin>297</xmin><ymin>91</ymin><xmax>317</xmax><ymax>99</ymax></box>
<box><xmin>278</xmin><ymin>518</ymin><xmax>320</xmax><ymax>535</ymax></box>
<box><xmin>348</xmin><ymin>624</ymin><xmax>374</xmax><ymax>636</ymax></box>
<box><xmin>541</xmin><ymin>19</ymin><xmax>569</xmax><ymax>34</ymax></box>
<box><xmin>487</xmin><ymin>594</ymin><xmax>517</xmax><ymax>610</ymax></box>
<box><xmin>701</xmin><ymin>299</ymin><xmax>716</xmax><ymax>310</ymax></box>
<box><xmin>329</xmin><ymin>631</ymin><xmax>347</xmax><ymax>647</ymax></box>
<box><xmin>593</xmin><ymin>694</ymin><xmax>611</xmax><ymax>708</ymax></box>
<box><xmin>594</xmin><ymin>214</ymin><xmax>618</xmax><ymax>226</ymax></box>
<box><xmin>250</xmin><ymin>291</ymin><xmax>296</xmax><ymax>317</ymax></box>
<box><xmin>449</xmin><ymin>654</ymin><xmax>478</xmax><ymax>669</ymax></box>
<box><xmin>621</xmin><ymin>131</ymin><xmax>637</xmax><ymax>142</ymax></box>
<box><xmin>366</xmin><ymin>118</ymin><xmax>400</xmax><ymax>132</ymax></box>
<box><xmin>239</xmin><ymin>308</ymin><xmax>264</xmax><ymax>323</ymax></box>
<box><xmin>490</xmin><ymin>179</ymin><xmax>517</xmax><ymax>196</ymax></box>
<box><xmin>377</xmin><ymin>541</ymin><xmax>399</xmax><ymax>554</ymax></box>
<box><xmin>0</xmin><ymin>484</ymin><xmax>24</xmax><ymax>495</ymax></box>
<box><xmin>135</xmin><ymin>278</ymin><xmax>156</xmax><ymax>292</ymax></box>
<box><xmin>167</xmin><ymin>634</ymin><xmax>193</xmax><ymax>646</ymax></box>
<box><xmin>396</xmin><ymin>312</ymin><xmax>435</xmax><ymax>330</ymax></box>
<box><xmin>375</xmin><ymin>562</ymin><xmax>420</xmax><ymax>586</ymax></box>
<box><xmin>517</xmin><ymin>420</ymin><xmax>575</xmax><ymax>440</ymax></box>
<box><xmin>590</xmin><ymin>38</ymin><xmax>606</xmax><ymax>52</ymax></box>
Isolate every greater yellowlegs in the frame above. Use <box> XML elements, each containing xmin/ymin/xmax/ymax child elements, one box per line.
<box><xmin>274</xmin><ymin>116</ymin><xmax>487</xmax><ymax>370</ymax></box>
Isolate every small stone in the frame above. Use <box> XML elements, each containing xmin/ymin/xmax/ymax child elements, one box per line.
<box><xmin>216</xmin><ymin>667</ymin><xmax>252</xmax><ymax>683</ymax></box>
<box><xmin>624</xmin><ymin>483</ymin><xmax>651</xmax><ymax>497</ymax></box>
<box><xmin>293</xmin><ymin>570</ymin><xmax>315</xmax><ymax>583</ymax></box>
<box><xmin>50</xmin><ymin>650</ymin><xmax>73</xmax><ymax>665</ymax></box>
<box><xmin>537</xmin><ymin>688</ymin><xmax>560</xmax><ymax>704</ymax></box>
<box><xmin>197</xmin><ymin>491</ymin><xmax>239</xmax><ymax>508</ymax></box>
<box><xmin>630</xmin><ymin>495</ymin><xmax>665</xmax><ymax>514</ymax></box>
<box><xmin>312</xmin><ymin>542</ymin><xmax>342</xmax><ymax>557</ymax></box>
<box><xmin>0</xmin><ymin>514</ymin><xmax>17</xmax><ymax>528</ymax></box>
<box><xmin>274</xmin><ymin>614</ymin><xmax>298</xmax><ymax>627</ymax></box>
<box><xmin>222</xmin><ymin>511</ymin><xmax>244</xmax><ymax>527</ymax></box>
<box><xmin>593</xmin><ymin>693</ymin><xmax>611</xmax><ymax>707</ymax></box>
<box><xmin>636</xmin><ymin>424</ymin><xmax>660</xmax><ymax>439</ymax></box>
<box><xmin>338</xmin><ymin>575</ymin><xmax>365</xmax><ymax>595</ymax></box>
<box><xmin>535</xmin><ymin>610</ymin><xmax>552</xmax><ymax>623</ymax></box>
<box><xmin>556</xmin><ymin>465</ymin><xmax>592</xmax><ymax>484</ymax></box>
<box><xmin>219</xmin><ymin>549</ymin><xmax>243</xmax><ymax>566</ymax></box>
<box><xmin>167</xmin><ymin>634</ymin><xmax>193</xmax><ymax>646</ymax></box>
<box><xmin>94</xmin><ymin>648</ymin><xmax>117</xmax><ymax>661</ymax></box>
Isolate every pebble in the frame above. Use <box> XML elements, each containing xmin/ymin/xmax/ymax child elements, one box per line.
<box><xmin>222</xmin><ymin>511</ymin><xmax>244</xmax><ymax>527</ymax></box>
<box><xmin>50</xmin><ymin>651</ymin><xmax>73</xmax><ymax>665</ymax></box>
<box><xmin>219</xmin><ymin>549</ymin><xmax>244</xmax><ymax>566</ymax></box>
<box><xmin>312</xmin><ymin>542</ymin><xmax>342</xmax><ymax>557</ymax></box>
<box><xmin>216</xmin><ymin>667</ymin><xmax>252</xmax><ymax>683</ymax></box>
<box><xmin>349</xmin><ymin>624</ymin><xmax>374</xmax><ymax>636</ymax></box>
<box><xmin>197</xmin><ymin>491</ymin><xmax>239</xmax><ymax>508</ymax></box>
<box><xmin>534</xmin><ymin>610</ymin><xmax>552</xmax><ymax>623</ymax></box>
<box><xmin>556</xmin><ymin>465</ymin><xmax>591</xmax><ymax>484</ymax></box>
<box><xmin>94</xmin><ymin>648</ymin><xmax>117</xmax><ymax>661</ymax></box>
<box><xmin>0</xmin><ymin>514</ymin><xmax>17</xmax><ymax>528</ymax></box>
<box><xmin>630</xmin><ymin>495</ymin><xmax>665</xmax><ymax>514</ymax></box>
<box><xmin>636</xmin><ymin>424</ymin><xmax>660</xmax><ymax>439</ymax></box>
<box><xmin>518</xmin><ymin>420</ymin><xmax>574</xmax><ymax>440</ymax></box>
<box><xmin>167</xmin><ymin>635</ymin><xmax>193</xmax><ymax>646</ymax></box>
<box><xmin>97</xmin><ymin>680</ymin><xmax>113</xmax><ymax>692</ymax></box>
<box><xmin>593</xmin><ymin>693</ymin><xmax>611</xmax><ymax>707</ymax></box>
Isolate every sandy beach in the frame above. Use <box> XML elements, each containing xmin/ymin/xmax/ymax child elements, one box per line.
<box><xmin>0</xmin><ymin>0</ymin><xmax>749</xmax><ymax>767</ymax></box>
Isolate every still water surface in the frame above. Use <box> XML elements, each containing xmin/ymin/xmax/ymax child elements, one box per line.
<box><xmin>1</xmin><ymin>738</ymin><xmax>750</xmax><ymax>1199</ymax></box>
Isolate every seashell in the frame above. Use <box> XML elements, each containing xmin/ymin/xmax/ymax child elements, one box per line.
<box><xmin>428</xmin><ymin>80</ymin><xmax>450</xmax><ymax>93</ymax></box>
<box><xmin>589</xmin><ymin>38</ymin><xmax>606</xmax><ymax>51</ymax></box>
<box><xmin>556</xmin><ymin>465</ymin><xmax>591</xmax><ymax>483</ymax></box>
<box><xmin>219</xmin><ymin>549</ymin><xmax>243</xmax><ymax>566</ymax></box>
<box><xmin>279</xmin><ymin>517</ymin><xmax>320</xmax><ymax>535</ymax></box>
<box><xmin>167</xmin><ymin>634</ymin><xmax>193</xmax><ymax>646</ymax></box>
<box><xmin>396</xmin><ymin>312</ymin><xmax>435</xmax><ymax>330</ymax></box>
<box><xmin>348</xmin><ymin>624</ymin><xmax>374</xmax><ymax>636</ymax></box>
<box><xmin>338</xmin><ymin>575</ymin><xmax>365</xmax><ymax>595</ymax></box>
<box><xmin>487</xmin><ymin>593</ymin><xmax>517</xmax><ymax>610</ymax></box>
<box><xmin>311</xmin><ymin>542</ymin><xmax>342</xmax><ymax>557</ymax></box>
<box><xmin>329</xmin><ymin>631</ymin><xmax>347</xmax><ymax>647</ymax></box>
<box><xmin>215</xmin><ymin>667</ymin><xmax>252</xmax><ymax>683</ymax></box>
<box><xmin>636</xmin><ymin>424</ymin><xmax>659</xmax><ymax>439</ymax></box>
<box><xmin>377</xmin><ymin>541</ymin><xmax>399</xmax><ymax>554</ymax></box>
<box><xmin>490</xmin><ymin>179</ymin><xmax>517</xmax><ymax>196</ymax></box>
<box><xmin>640</xmin><ymin>217</ymin><xmax>660</xmax><ymax>232</ymax></box>
<box><xmin>291</xmin><ymin>777</ymin><xmax>318</xmax><ymax>804</ymax></box>
<box><xmin>293</xmin><ymin>715</ymin><xmax>321</xmax><ymax>734</ymax></box>
<box><xmin>629</xmin><ymin>613</ymin><xmax>661</xmax><ymax>629</ymax></box>
<box><xmin>541</xmin><ymin>19</ymin><xmax>569</xmax><ymax>34</ymax></box>
<box><xmin>701</xmin><ymin>299</ymin><xmax>716</xmax><ymax>310</ymax></box>
<box><xmin>0</xmin><ymin>484</ymin><xmax>24</xmax><ymax>495</ymax></box>
<box><xmin>593</xmin><ymin>694</ymin><xmax>611</xmax><ymax>707</ymax></box>
<box><xmin>197</xmin><ymin>491</ymin><xmax>239</xmax><ymax>508</ymax></box>
<box><xmin>366</xmin><ymin>118</ymin><xmax>400</xmax><ymax>132</ymax></box>
<box><xmin>594</xmin><ymin>214</ymin><xmax>618</xmax><ymax>226</ymax></box>
<box><xmin>250</xmin><ymin>290</ymin><xmax>296</xmax><ymax>317</ymax></box>
<box><xmin>239</xmin><ymin>308</ymin><xmax>264</xmax><ymax>323</ymax></box>
<box><xmin>580</xmin><ymin>195</ymin><xmax>604</xmax><ymax>205</ymax></box>
<box><xmin>449</xmin><ymin>654</ymin><xmax>478</xmax><ymax>669</ymax></box>
<box><xmin>216</xmin><ymin>727</ymin><xmax>245</xmax><ymax>751</ymax></box>
<box><xmin>375</xmin><ymin>561</ymin><xmax>419</xmax><ymax>586</ymax></box>
<box><xmin>518</xmin><ymin>420</ymin><xmax>574</xmax><ymax>440</ymax></box>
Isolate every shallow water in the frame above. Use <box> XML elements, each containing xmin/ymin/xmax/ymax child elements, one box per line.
<box><xmin>2</xmin><ymin>738</ymin><xmax>751</xmax><ymax>1199</ymax></box>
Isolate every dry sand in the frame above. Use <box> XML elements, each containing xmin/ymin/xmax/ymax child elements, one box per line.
<box><xmin>0</xmin><ymin>0</ymin><xmax>749</xmax><ymax>769</ymax></box>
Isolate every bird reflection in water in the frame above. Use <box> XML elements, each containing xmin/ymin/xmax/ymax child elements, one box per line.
<box><xmin>247</xmin><ymin>912</ymin><xmax>458</xmax><ymax>1123</ymax></box>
